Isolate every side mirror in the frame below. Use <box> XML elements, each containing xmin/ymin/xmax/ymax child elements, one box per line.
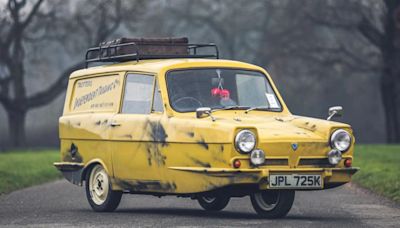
<box><xmin>196</xmin><ymin>107</ymin><xmax>212</xmax><ymax>119</ymax></box>
<box><xmin>327</xmin><ymin>106</ymin><xmax>343</xmax><ymax>120</ymax></box>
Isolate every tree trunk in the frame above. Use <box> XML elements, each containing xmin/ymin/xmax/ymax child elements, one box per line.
<box><xmin>381</xmin><ymin>2</ymin><xmax>400</xmax><ymax>143</ymax></box>
<box><xmin>380</xmin><ymin>70</ymin><xmax>399</xmax><ymax>143</ymax></box>
<box><xmin>6</xmin><ymin>109</ymin><xmax>27</xmax><ymax>148</ymax></box>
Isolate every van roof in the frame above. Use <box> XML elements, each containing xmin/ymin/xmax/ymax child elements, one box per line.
<box><xmin>70</xmin><ymin>58</ymin><xmax>264</xmax><ymax>79</ymax></box>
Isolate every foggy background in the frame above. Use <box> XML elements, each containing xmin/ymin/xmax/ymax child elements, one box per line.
<box><xmin>1</xmin><ymin>0</ymin><xmax>397</xmax><ymax>150</ymax></box>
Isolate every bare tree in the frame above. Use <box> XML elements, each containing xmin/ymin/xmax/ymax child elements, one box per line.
<box><xmin>0</xmin><ymin>0</ymin><xmax>50</xmax><ymax>147</ymax></box>
<box><xmin>160</xmin><ymin>0</ymin><xmax>265</xmax><ymax>60</ymax></box>
<box><xmin>0</xmin><ymin>0</ymin><xmax>145</xmax><ymax>147</ymax></box>
<box><xmin>302</xmin><ymin>0</ymin><xmax>400</xmax><ymax>142</ymax></box>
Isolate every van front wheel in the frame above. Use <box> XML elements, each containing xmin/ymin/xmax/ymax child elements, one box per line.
<box><xmin>85</xmin><ymin>164</ymin><xmax>122</xmax><ymax>212</ymax></box>
<box><xmin>250</xmin><ymin>190</ymin><xmax>295</xmax><ymax>218</ymax></box>
<box><xmin>198</xmin><ymin>194</ymin><xmax>230</xmax><ymax>211</ymax></box>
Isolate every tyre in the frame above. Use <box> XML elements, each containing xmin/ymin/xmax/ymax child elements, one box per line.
<box><xmin>85</xmin><ymin>164</ymin><xmax>122</xmax><ymax>212</ymax></box>
<box><xmin>197</xmin><ymin>194</ymin><xmax>230</xmax><ymax>211</ymax></box>
<box><xmin>250</xmin><ymin>190</ymin><xmax>295</xmax><ymax>218</ymax></box>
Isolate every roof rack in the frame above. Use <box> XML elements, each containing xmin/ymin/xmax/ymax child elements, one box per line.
<box><xmin>85</xmin><ymin>42</ymin><xmax>219</xmax><ymax>68</ymax></box>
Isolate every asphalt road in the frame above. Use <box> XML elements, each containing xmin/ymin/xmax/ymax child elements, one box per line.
<box><xmin>0</xmin><ymin>180</ymin><xmax>399</xmax><ymax>227</ymax></box>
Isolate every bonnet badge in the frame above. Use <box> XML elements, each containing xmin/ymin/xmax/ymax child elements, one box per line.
<box><xmin>291</xmin><ymin>143</ymin><xmax>298</xmax><ymax>151</ymax></box>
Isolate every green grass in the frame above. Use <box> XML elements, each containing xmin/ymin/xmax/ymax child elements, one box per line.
<box><xmin>0</xmin><ymin>150</ymin><xmax>61</xmax><ymax>194</ymax></box>
<box><xmin>353</xmin><ymin>145</ymin><xmax>400</xmax><ymax>203</ymax></box>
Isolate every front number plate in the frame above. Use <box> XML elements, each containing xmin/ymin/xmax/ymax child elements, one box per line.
<box><xmin>269</xmin><ymin>174</ymin><xmax>323</xmax><ymax>189</ymax></box>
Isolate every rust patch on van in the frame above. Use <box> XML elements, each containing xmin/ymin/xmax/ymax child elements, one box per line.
<box><xmin>227</xmin><ymin>172</ymin><xmax>259</xmax><ymax>184</ymax></box>
<box><xmin>196</xmin><ymin>137</ymin><xmax>209</xmax><ymax>150</ymax></box>
<box><xmin>63</xmin><ymin>143</ymin><xmax>83</xmax><ymax>163</ymax></box>
<box><xmin>120</xmin><ymin>134</ymin><xmax>133</xmax><ymax>139</ymax></box>
<box><xmin>116</xmin><ymin>179</ymin><xmax>177</xmax><ymax>192</ymax></box>
<box><xmin>148</xmin><ymin>121</ymin><xmax>168</xmax><ymax>146</ymax></box>
<box><xmin>190</xmin><ymin>157</ymin><xmax>211</xmax><ymax>168</ymax></box>
<box><xmin>186</xmin><ymin>132</ymin><xmax>195</xmax><ymax>138</ymax></box>
<box><xmin>146</xmin><ymin>145</ymin><xmax>167</xmax><ymax>167</ymax></box>
<box><xmin>144</xmin><ymin>121</ymin><xmax>168</xmax><ymax>167</ymax></box>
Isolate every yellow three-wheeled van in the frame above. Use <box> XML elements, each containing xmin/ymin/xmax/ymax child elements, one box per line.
<box><xmin>55</xmin><ymin>38</ymin><xmax>358</xmax><ymax>218</ymax></box>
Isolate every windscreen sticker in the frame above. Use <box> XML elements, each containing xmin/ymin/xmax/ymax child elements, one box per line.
<box><xmin>266</xmin><ymin>93</ymin><xmax>279</xmax><ymax>108</ymax></box>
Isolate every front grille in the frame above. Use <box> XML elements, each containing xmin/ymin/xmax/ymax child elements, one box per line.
<box><xmin>298</xmin><ymin>158</ymin><xmax>334</xmax><ymax>167</ymax></box>
<box><xmin>264</xmin><ymin>159</ymin><xmax>288</xmax><ymax>166</ymax></box>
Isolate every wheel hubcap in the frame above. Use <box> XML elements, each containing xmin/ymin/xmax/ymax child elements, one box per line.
<box><xmin>89</xmin><ymin>166</ymin><xmax>109</xmax><ymax>205</ymax></box>
<box><xmin>254</xmin><ymin>191</ymin><xmax>280</xmax><ymax>211</ymax></box>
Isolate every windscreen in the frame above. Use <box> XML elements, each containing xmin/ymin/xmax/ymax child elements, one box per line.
<box><xmin>166</xmin><ymin>69</ymin><xmax>282</xmax><ymax>112</ymax></box>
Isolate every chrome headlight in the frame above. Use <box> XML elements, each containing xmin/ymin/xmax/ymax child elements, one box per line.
<box><xmin>235</xmin><ymin>130</ymin><xmax>256</xmax><ymax>153</ymax></box>
<box><xmin>250</xmin><ymin>149</ymin><xmax>265</xmax><ymax>166</ymax></box>
<box><xmin>327</xmin><ymin>149</ymin><xmax>342</xmax><ymax>165</ymax></box>
<box><xmin>330</xmin><ymin>129</ymin><xmax>351</xmax><ymax>152</ymax></box>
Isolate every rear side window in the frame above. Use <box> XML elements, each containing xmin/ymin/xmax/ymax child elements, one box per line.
<box><xmin>122</xmin><ymin>74</ymin><xmax>154</xmax><ymax>114</ymax></box>
<box><xmin>70</xmin><ymin>75</ymin><xmax>121</xmax><ymax>113</ymax></box>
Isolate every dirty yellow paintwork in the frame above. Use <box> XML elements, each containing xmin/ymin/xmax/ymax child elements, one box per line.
<box><xmin>56</xmin><ymin>58</ymin><xmax>358</xmax><ymax>194</ymax></box>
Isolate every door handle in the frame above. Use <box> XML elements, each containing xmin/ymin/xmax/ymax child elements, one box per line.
<box><xmin>110</xmin><ymin>121</ymin><xmax>121</xmax><ymax>127</ymax></box>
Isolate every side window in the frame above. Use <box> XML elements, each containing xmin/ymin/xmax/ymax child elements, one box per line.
<box><xmin>152</xmin><ymin>79</ymin><xmax>163</xmax><ymax>112</ymax></box>
<box><xmin>122</xmin><ymin>74</ymin><xmax>154</xmax><ymax>114</ymax></box>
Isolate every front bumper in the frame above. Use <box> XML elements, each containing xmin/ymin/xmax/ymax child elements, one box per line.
<box><xmin>169</xmin><ymin>166</ymin><xmax>359</xmax><ymax>190</ymax></box>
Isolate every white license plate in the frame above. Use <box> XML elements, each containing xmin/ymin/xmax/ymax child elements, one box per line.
<box><xmin>269</xmin><ymin>174</ymin><xmax>323</xmax><ymax>189</ymax></box>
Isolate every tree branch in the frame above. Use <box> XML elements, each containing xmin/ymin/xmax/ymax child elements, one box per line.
<box><xmin>76</xmin><ymin>13</ymin><xmax>93</xmax><ymax>44</ymax></box>
<box><xmin>0</xmin><ymin>78</ymin><xmax>12</xmax><ymax>109</ymax></box>
<box><xmin>8</xmin><ymin>0</ymin><xmax>25</xmax><ymax>22</ymax></box>
<box><xmin>358</xmin><ymin>16</ymin><xmax>384</xmax><ymax>48</ymax></box>
<box><xmin>306</xmin><ymin>13</ymin><xmax>355</xmax><ymax>30</ymax></box>
<box><xmin>26</xmin><ymin>62</ymin><xmax>85</xmax><ymax>108</ymax></box>
<box><xmin>106</xmin><ymin>0</ymin><xmax>122</xmax><ymax>36</ymax></box>
<box><xmin>168</xmin><ymin>7</ymin><xmax>229</xmax><ymax>46</ymax></box>
<box><xmin>21</xmin><ymin>0</ymin><xmax>43</xmax><ymax>29</ymax></box>
<box><xmin>0</xmin><ymin>75</ymin><xmax>12</xmax><ymax>86</ymax></box>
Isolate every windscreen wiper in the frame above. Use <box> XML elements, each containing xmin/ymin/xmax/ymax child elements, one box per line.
<box><xmin>245</xmin><ymin>106</ymin><xmax>270</xmax><ymax>114</ymax></box>
<box><xmin>212</xmin><ymin>105</ymin><xmax>251</xmax><ymax>113</ymax></box>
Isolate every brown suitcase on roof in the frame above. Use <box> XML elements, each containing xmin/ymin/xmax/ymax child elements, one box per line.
<box><xmin>99</xmin><ymin>37</ymin><xmax>189</xmax><ymax>57</ymax></box>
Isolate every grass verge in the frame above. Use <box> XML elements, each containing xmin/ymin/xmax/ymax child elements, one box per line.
<box><xmin>0</xmin><ymin>150</ymin><xmax>61</xmax><ymax>194</ymax></box>
<box><xmin>353</xmin><ymin>145</ymin><xmax>400</xmax><ymax>203</ymax></box>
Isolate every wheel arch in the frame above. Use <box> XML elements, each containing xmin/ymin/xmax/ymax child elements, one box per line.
<box><xmin>82</xmin><ymin>159</ymin><xmax>112</xmax><ymax>182</ymax></box>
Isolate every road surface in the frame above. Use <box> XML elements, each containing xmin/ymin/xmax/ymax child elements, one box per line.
<box><xmin>0</xmin><ymin>180</ymin><xmax>399</xmax><ymax>227</ymax></box>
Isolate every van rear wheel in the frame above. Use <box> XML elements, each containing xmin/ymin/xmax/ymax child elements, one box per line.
<box><xmin>250</xmin><ymin>190</ymin><xmax>295</xmax><ymax>218</ymax></box>
<box><xmin>198</xmin><ymin>194</ymin><xmax>230</xmax><ymax>211</ymax></box>
<box><xmin>85</xmin><ymin>164</ymin><xmax>122</xmax><ymax>212</ymax></box>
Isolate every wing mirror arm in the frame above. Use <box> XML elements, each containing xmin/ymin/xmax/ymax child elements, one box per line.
<box><xmin>196</xmin><ymin>107</ymin><xmax>216</xmax><ymax>121</ymax></box>
<box><xmin>327</xmin><ymin>106</ymin><xmax>343</xmax><ymax>121</ymax></box>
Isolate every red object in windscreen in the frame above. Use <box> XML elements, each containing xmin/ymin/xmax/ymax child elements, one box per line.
<box><xmin>211</xmin><ymin>88</ymin><xmax>221</xmax><ymax>97</ymax></box>
<box><xmin>219</xmin><ymin>89</ymin><xmax>230</xmax><ymax>99</ymax></box>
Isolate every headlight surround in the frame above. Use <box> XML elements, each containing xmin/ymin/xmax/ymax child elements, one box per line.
<box><xmin>250</xmin><ymin>149</ymin><xmax>265</xmax><ymax>166</ymax></box>
<box><xmin>330</xmin><ymin>129</ymin><xmax>352</xmax><ymax>152</ymax></box>
<box><xmin>235</xmin><ymin>130</ymin><xmax>256</xmax><ymax>153</ymax></box>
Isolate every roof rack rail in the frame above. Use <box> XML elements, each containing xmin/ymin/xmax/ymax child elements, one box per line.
<box><xmin>85</xmin><ymin>41</ymin><xmax>219</xmax><ymax>68</ymax></box>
